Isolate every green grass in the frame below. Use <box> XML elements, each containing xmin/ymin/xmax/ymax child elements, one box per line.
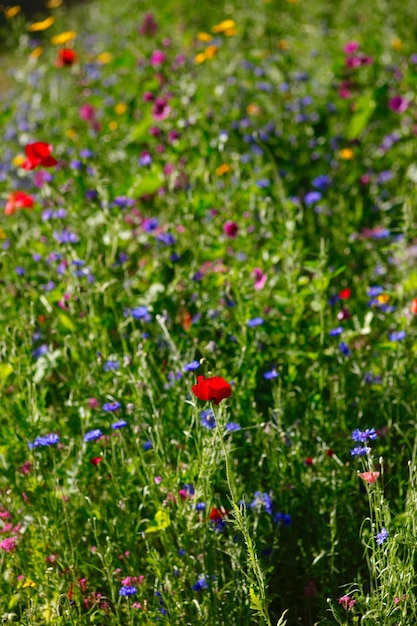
<box><xmin>1</xmin><ymin>0</ymin><xmax>417</xmax><ymax>624</ymax></box>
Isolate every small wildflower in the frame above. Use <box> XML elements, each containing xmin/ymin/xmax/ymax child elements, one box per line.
<box><xmin>375</xmin><ymin>527</ymin><xmax>389</xmax><ymax>545</ymax></box>
<box><xmin>119</xmin><ymin>585</ymin><xmax>138</xmax><ymax>596</ymax></box>
<box><xmin>84</xmin><ymin>429</ymin><xmax>103</xmax><ymax>442</ymax></box>
<box><xmin>358</xmin><ymin>471</ymin><xmax>380</xmax><ymax>483</ymax></box>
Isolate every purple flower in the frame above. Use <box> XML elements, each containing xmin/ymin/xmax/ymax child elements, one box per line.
<box><xmin>389</xmin><ymin>96</ymin><xmax>408</xmax><ymax>113</ymax></box>
<box><xmin>375</xmin><ymin>528</ymin><xmax>389</xmax><ymax>545</ymax></box>
<box><xmin>143</xmin><ymin>440</ymin><xmax>153</xmax><ymax>451</ymax></box>
<box><xmin>184</xmin><ymin>360</ymin><xmax>200</xmax><ymax>372</ymax></box>
<box><xmin>304</xmin><ymin>191</ymin><xmax>322</xmax><ymax>205</ymax></box>
<box><xmin>389</xmin><ymin>330</ymin><xmax>406</xmax><ymax>342</ymax></box>
<box><xmin>350</xmin><ymin>446</ymin><xmax>371</xmax><ymax>456</ymax></box>
<box><xmin>119</xmin><ymin>585</ymin><xmax>138</xmax><ymax>596</ymax></box>
<box><xmin>339</xmin><ymin>342</ymin><xmax>350</xmax><ymax>356</ymax></box>
<box><xmin>247</xmin><ymin>317</ymin><xmax>264</xmax><ymax>327</ymax></box>
<box><xmin>200</xmin><ymin>408</ymin><xmax>216</xmax><ymax>430</ymax></box>
<box><xmin>225</xmin><ymin>422</ymin><xmax>241</xmax><ymax>432</ymax></box>
<box><xmin>192</xmin><ymin>575</ymin><xmax>209</xmax><ymax>591</ymax></box>
<box><xmin>103</xmin><ymin>360</ymin><xmax>119</xmax><ymax>372</ymax></box>
<box><xmin>28</xmin><ymin>433</ymin><xmax>60</xmax><ymax>449</ymax></box>
<box><xmin>352</xmin><ymin>428</ymin><xmax>377</xmax><ymax>443</ymax></box>
<box><xmin>102</xmin><ymin>402</ymin><xmax>121</xmax><ymax>412</ymax></box>
<box><xmin>32</xmin><ymin>344</ymin><xmax>48</xmax><ymax>359</ymax></box>
<box><xmin>84</xmin><ymin>429</ymin><xmax>103</xmax><ymax>442</ymax></box>
<box><xmin>112</xmin><ymin>420</ymin><xmax>127</xmax><ymax>430</ymax></box>
<box><xmin>329</xmin><ymin>326</ymin><xmax>343</xmax><ymax>336</ymax></box>
<box><xmin>263</xmin><ymin>368</ymin><xmax>279</xmax><ymax>380</ymax></box>
<box><xmin>251</xmin><ymin>491</ymin><xmax>273</xmax><ymax>515</ymax></box>
<box><xmin>274</xmin><ymin>512</ymin><xmax>291</xmax><ymax>526</ymax></box>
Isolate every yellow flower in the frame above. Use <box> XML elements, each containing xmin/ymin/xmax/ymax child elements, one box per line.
<box><xmin>28</xmin><ymin>16</ymin><xmax>54</xmax><ymax>32</ymax></box>
<box><xmin>247</xmin><ymin>103</ymin><xmax>261</xmax><ymax>115</ymax></box>
<box><xmin>30</xmin><ymin>47</ymin><xmax>44</xmax><ymax>59</ymax></box>
<box><xmin>96</xmin><ymin>51</ymin><xmax>112</xmax><ymax>64</ymax></box>
<box><xmin>114</xmin><ymin>103</ymin><xmax>127</xmax><ymax>115</ymax></box>
<box><xmin>339</xmin><ymin>148</ymin><xmax>354</xmax><ymax>160</ymax></box>
<box><xmin>215</xmin><ymin>163</ymin><xmax>232</xmax><ymax>176</ymax></box>
<box><xmin>377</xmin><ymin>294</ymin><xmax>390</xmax><ymax>304</ymax></box>
<box><xmin>197</xmin><ymin>32</ymin><xmax>212</xmax><ymax>42</ymax></box>
<box><xmin>51</xmin><ymin>30</ymin><xmax>76</xmax><ymax>45</ymax></box>
<box><xmin>224</xmin><ymin>28</ymin><xmax>237</xmax><ymax>37</ymax></box>
<box><xmin>212</xmin><ymin>19</ymin><xmax>235</xmax><ymax>34</ymax></box>
<box><xmin>12</xmin><ymin>154</ymin><xmax>25</xmax><ymax>167</ymax></box>
<box><xmin>108</xmin><ymin>121</ymin><xmax>118</xmax><ymax>131</ymax></box>
<box><xmin>0</xmin><ymin>228</ymin><xmax>7</xmax><ymax>240</ymax></box>
<box><xmin>194</xmin><ymin>52</ymin><xmax>207</xmax><ymax>64</ymax></box>
<box><xmin>46</xmin><ymin>0</ymin><xmax>63</xmax><ymax>7</ymax></box>
<box><xmin>65</xmin><ymin>128</ymin><xmax>79</xmax><ymax>141</ymax></box>
<box><xmin>23</xmin><ymin>580</ymin><xmax>36</xmax><ymax>588</ymax></box>
<box><xmin>5</xmin><ymin>5</ymin><xmax>21</xmax><ymax>18</ymax></box>
<box><xmin>277</xmin><ymin>39</ymin><xmax>289</xmax><ymax>50</ymax></box>
<box><xmin>391</xmin><ymin>38</ymin><xmax>402</xmax><ymax>51</ymax></box>
<box><xmin>204</xmin><ymin>45</ymin><xmax>218</xmax><ymax>59</ymax></box>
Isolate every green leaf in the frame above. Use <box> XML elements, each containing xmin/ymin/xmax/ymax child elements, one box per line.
<box><xmin>0</xmin><ymin>363</ymin><xmax>13</xmax><ymax>382</ymax></box>
<box><xmin>348</xmin><ymin>93</ymin><xmax>376</xmax><ymax>139</ymax></box>
<box><xmin>58</xmin><ymin>313</ymin><xmax>75</xmax><ymax>332</ymax></box>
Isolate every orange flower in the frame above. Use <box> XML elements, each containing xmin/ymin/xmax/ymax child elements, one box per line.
<box><xmin>358</xmin><ymin>471</ymin><xmax>380</xmax><ymax>484</ymax></box>
<box><xmin>4</xmin><ymin>192</ymin><xmax>34</xmax><ymax>216</ymax></box>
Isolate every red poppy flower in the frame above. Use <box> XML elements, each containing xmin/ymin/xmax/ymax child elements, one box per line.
<box><xmin>4</xmin><ymin>191</ymin><xmax>34</xmax><ymax>215</ymax></box>
<box><xmin>411</xmin><ymin>298</ymin><xmax>417</xmax><ymax>315</ymax></box>
<box><xmin>192</xmin><ymin>375</ymin><xmax>232</xmax><ymax>405</ymax></box>
<box><xmin>209</xmin><ymin>506</ymin><xmax>229</xmax><ymax>521</ymax></box>
<box><xmin>89</xmin><ymin>457</ymin><xmax>103</xmax><ymax>466</ymax></box>
<box><xmin>56</xmin><ymin>48</ymin><xmax>77</xmax><ymax>67</ymax></box>
<box><xmin>21</xmin><ymin>142</ymin><xmax>58</xmax><ymax>170</ymax></box>
<box><xmin>339</xmin><ymin>288</ymin><xmax>351</xmax><ymax>300</ymax></box>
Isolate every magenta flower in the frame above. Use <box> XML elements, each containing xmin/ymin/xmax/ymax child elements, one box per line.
<box><xmin>389</xmin><ymin>96</ymin><xmax>409</xmax><ymax>113</ymax></box>
<box><xmin>150</xmin><ymin>50</ymin><xmax>166</xmax><ymax>66</ymax></box>
<box><xmin>224</xmin><ymin>221</ymin><xmax>239</xmax><ymax>238</ymax></box>
<box><xmin>0</xmin><ymin>536</ymin><xmax>18</xmax><ymax>552</ymax></box>
<box><xmin>152</xmin><ymin>97</ymin><xmax>171</xmax><ymax>121</ymax></box>
<box><xmin>251</xmin><ymin>268</ymin><xmax>267</xmax><ymax>290</ymax></box>
<box><xmin>343</xmin><ymin>41</ymin><xmax>360</xmax><ymax>54</ymax></box>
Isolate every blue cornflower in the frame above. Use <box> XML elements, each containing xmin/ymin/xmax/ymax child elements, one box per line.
<box><xmin>263</xmin><ymin>368</ymin><xmax>279</xmax><ymax>380</ymax></box>
<box><xmin>367</xmin><ymin>286</ymin><xmax>384</xmax><ymax>297</ymax></box>
<box><xmin>350</xmin><ymin>446</ymin><xmax>371</xmax><ymax>456</ymax></box>
<box><xmin>84</xmin><ymin>429</ymin><xmax>103</xmax><ymax>442</ymax></box>
<box><xmin>53</xmin><ymin>229</ymin><xmax>79</xmax><ymax>244</ymax></box>
<box><xmin>143</xmin><ymin>441</ymin><xmax>153</xmax><ymax>451</ymax></box>
<box><xmin>156</xmin><ymin>232</ymin><xmax>176</xmax><ymax>246</ymax></box>
<box><xmin>111</xmin><ymin>420</ymin><xmax>127</xmax><ymax>430</ymax></box>
<box><xmin>200</xmin><ymin>409</ymin><xmax>216</xmax><ymax>430</ymax></box>
<box><xmin>15</xmin><ymin>266</ymin><xmax>25</xmax><ymax>276</ymax></box>
<box><xmin>339</xmin><ymin>342</ymin><xmax>350</xmax><ymax>356</ymax></box>
<box><xmin>192</xmin><ymin>575</ymin><xmax>209</xmax><ymax>591</ymax></box>
<box><xmin>142</xmin><ymin>217</ymin><xmax>159</xmax><ymax>232</ymax></box>
<box><xmin>195</xmin><ymin>502</ymin><xmax>206</xmax><ymax>511</ymax></box>
<box><xmin>352</xmin><ymin>428</ymin><xmax>377</xmax><ymax>443</ymax></box>
<box><xmin>32</xmin><ymin>344</ymin><xmax>48</xmax><ymax>359</ymax></box>
<box><xmin>247</xmin><ymin>317</ymin><xmax>264</xmax><ymax>327</ymax></box>
<box><xmin>225</xmin><ymin>422</ymin><xmax>241</xmax><ymax>432</ymax></box>
<box><xmin>312</xmin><ymin>174</ymin><xmax>331</xmax><ymax>191</ymax></box>
<box><xmin>119</xmin><ymin>585</ymin><xmax>138</xmax><ymax>596</ymax></box>
<box><xmin>103</xmin><ymin>360</ymin><xmax>119</xmax><ymax>372</ymax></box>
<box><xmin>274</xmin><ymin>512</ymin><xmax>292</xmax><ymax>526</ymax></box>
<box><xmin>389</xmin><ymin>330</ymin><xmax>406</xmax><ymax>342</ymax></box>
<box><xmin>375</xmin><ymin>528</ymin><xmax>389</xmax><ymax>545</ymax></box>
<box><xmin>28</xmin><ymin>433</ymin><xmax>60</xmax><ymax>449</ymax></box>
<box><xmin>304</xmin><ymin>191</ymin><xmax>322</xmax><ymax>205</ymax></box>
<box><xmin>124</xmin><ymin>306</ymin><xmax>151</xmax><ymax>322</ymax></box>
<box><xmin>251</xmin><ymin>491</ymin><xmax>273</xmax><ymax>515</ymax></box>
<box><xmin>102</xmin><ymin>402</ymin><xmax>121</xmax><ymax>412</ymax></box>
<box><xmin>256</xmin><ymin>178</ymin><xmax>271</xmax><ymax>188</ymax></box>
<box><xmin>183</xmin><ymin>360</ymin><xmax>200</xmax><ymax>372</ymax></box>
<box><xmin>329</xmin><ymin>327</ymin><xmax>343</xmax><ymax>336</ymax></box>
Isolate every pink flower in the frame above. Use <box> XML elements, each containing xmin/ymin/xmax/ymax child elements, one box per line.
<box><xmin>251</xmin><ymin>268</ymin><xmax>267</xmax><ymax>290</ymax></box>
<box><xmin>389</xmin><ymin>96</ymin><xmax>408</xmax><ymax>113</ymax></box>
<box><xmin>0</xmin><ymin>536</ymin><xmax>18</xmax><ymax>552</ymax></box>
<box><xmin>343</xmin><ymin>41</ymin><xmax>360</xmax><ymax>54</ymax></box>
<box><xmin>224</xmin><ymin>221</ymin><xmax>239</xmax><ymax>238</ymax></box>
<box><xmin>338</xmin><ymin>594</ymin><xmax>356</xmax><ymax>610</ymax></box>
<box><xmin>358</xmin><ymin>471</ymin><xmax>380</xmax><ymax>483</ymax></box>
<box><xmin>138</xmin><ymin>12</ymin><xmax>157</xmax><ymax>36</ymax></box>
<box><xmin>152</xmin><ymin>97</ymin><xmax>171</xmax><ymax>121</ymax></box>
<box><xmin>150</xmin><ymin>50</ymin><xmax>165</xmax><ymax>66</ymax></box>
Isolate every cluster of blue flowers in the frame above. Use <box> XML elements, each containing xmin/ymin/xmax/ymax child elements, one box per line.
<box><xmin>28</xmin><ymin>433</ymin><xmax>60</xmax><ymax>449</ymax></box>
<box><xmin>350</xmin><ymin>428</ymin><xmax>377</xmax><ymax>456</ymax></box>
